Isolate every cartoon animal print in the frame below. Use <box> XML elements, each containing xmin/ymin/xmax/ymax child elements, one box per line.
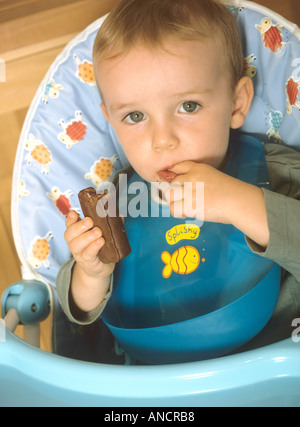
<box><xmin>47</xmin><ymin>186</ymin><xmax>80</xmax><ymax>216</ymax></box>
<box><xmin>243</xmin><ymin>54</ymin><xmax>257</xmax><ymax>79</ymax></box>
<box><xmin>85</xmin><ymin>155</ymin><xmax>118</xmax><ymax>187</ymax></box>
<box><xmin>73</xmin><ymin>54</ymin><xmax>96</xmax><ymax>86</ymax></box>
<box><xmin>161</xmin><ymin>246</ymin><xmax>201</xmax><ymax>279</ymax></box>
<box><xmin>226</xmin><ymin>5</ymin><xmax>243</xmax><ymax>17</ymax></box>
<box><xmin>58</xmin><ymin>111</ymin><xmax>87</xmax><ymax>148</ymax></box>
<box><xmin>267</xmin><ymin>108</ymin><xmax>283</xmax><ymax>143</ymax></box>
<box><xmin>256</xmin><ymin>18</ymin><xmax>286</xmax><ymax>53</ymax></box>
<box><xmin>17</xmin><ymin>179</ymin><xmax>30</xmax><ymax>200</ymax></box>
<box><xmin>286</xmin><ymin>77</ymin><xmax>300</xmax><ymax>114</ymax></box>
<box><xmin>25</xmin><ymin>134</ymin><xmax>51</xmax><ymax>174</ymax></box>
<box><xmin>42</xmin><ymin>79</ymin><xmax>63</xmax><ymax>104</ymax></box>
<box><xmin>27</xmin><ymin>231</ymin><xmax>53</xmax><ymax>269</ymax></box>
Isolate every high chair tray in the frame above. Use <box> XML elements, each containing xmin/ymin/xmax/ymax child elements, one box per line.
<box><xmin>0</xmin><ymin>329</ymin><xmax>299</xmax><ymax>407</ymax></box>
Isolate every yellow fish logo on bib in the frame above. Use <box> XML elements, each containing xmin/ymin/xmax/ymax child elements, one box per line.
<box><xmin>161</xmin><ymin>246</ymin><xmax>201</xmax><ymax>279</ymax></box>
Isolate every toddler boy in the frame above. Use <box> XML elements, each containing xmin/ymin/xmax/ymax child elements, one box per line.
<box><xmin>57</xmin><ymin>0</ymin><xmax>300</xmax><ymax>359</ymax></box>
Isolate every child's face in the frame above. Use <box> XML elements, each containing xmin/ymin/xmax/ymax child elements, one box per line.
<box><xmin>97</xmin><ymin>38</ymin><xmax>238</xmax><ymax>183</ymax></box>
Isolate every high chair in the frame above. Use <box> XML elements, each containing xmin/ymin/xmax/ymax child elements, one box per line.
<box><xmin>1</xmin><ymin>0</ymin><xmax>300</xmax><ymax>407</ymax></box>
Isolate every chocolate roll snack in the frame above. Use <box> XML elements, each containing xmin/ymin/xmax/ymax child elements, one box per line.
<box><xmin>78</xmin><ymin>187</ymin><xmax>131</xmax><ymax>264</ymax></box>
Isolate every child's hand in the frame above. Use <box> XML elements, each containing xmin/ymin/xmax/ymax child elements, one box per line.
<box><xmin>165</xmin><ymin>161</ymin><xmax>269</xmax><ymax>248</ymax></box>
<box><xmin>165</xmin><ymin>161</ymin><xmax>237</xmax><ymax>223</ymax></box>
<box><xmin>64</xmin><ymin>210</ymin><xmax>115</xmax><ymax>279</ymax></box>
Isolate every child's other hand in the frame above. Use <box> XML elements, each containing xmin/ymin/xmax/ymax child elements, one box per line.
<box><xmin>64</xmin><ymin>210</ymin><xmax>115</xmax><ymax>279</ymax></box>
<box><xmin>165</xmin><ymin>161</ymin><xmax>235</xmax><ymax>223</ymax></box>
<box><xmin>165</xmin><ymin>161</ymin><xmax>269</xmax><ymax>248</ymax></box>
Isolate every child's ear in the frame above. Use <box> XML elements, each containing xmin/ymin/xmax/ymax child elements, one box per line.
<box><xmin>230</xmin><ymin>76</ymin><xmax>254</xmax><ymax>129</ymax></box>
<box><xmin>100</xmin><ymin>102</ymin><xmax>110</xmax><ymax>123</ymax></box>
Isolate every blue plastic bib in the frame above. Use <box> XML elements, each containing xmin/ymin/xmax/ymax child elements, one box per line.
<box><xmin>104</xmin><ymin>134</ymin><xmax>280</xmax><ymax>331</ymax></box>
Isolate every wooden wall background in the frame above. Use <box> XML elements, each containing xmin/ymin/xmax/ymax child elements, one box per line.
<box><xmin>0</xmin><ymin>0</ymin><xmax>299</xmax><ymax>352</ymax></box>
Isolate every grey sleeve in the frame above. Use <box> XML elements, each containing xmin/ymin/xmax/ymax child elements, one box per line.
<box><xmin>246</xmin><ymin>142</ymin><xmax>300</xmax><ymax>281</ymax></box>
<box><xmin>56</xmin><ymin>257</ymin><xmax>113</xmax><ymax>325</ymax></box>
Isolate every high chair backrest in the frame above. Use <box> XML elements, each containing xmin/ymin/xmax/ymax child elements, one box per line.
<box><xmin>12</xmin><ymin>0</ymin><xmax>300</xmax><ymax>289</ymax></box>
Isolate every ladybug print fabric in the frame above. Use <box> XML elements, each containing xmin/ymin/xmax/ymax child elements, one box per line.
<box><xmin>12</xmin><ymin>3</ymin><xmax>300</xmax><ymax>287</ymax></box>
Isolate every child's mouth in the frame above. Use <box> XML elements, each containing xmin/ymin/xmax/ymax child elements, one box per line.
<box><xmin>157</xmin><ymin>169</ymin><xmax>178</xmax><ymax>182</ymax></box>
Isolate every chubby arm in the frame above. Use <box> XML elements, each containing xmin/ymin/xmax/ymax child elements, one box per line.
<box><xmin>64</xmin><ymin>211</ymin><xmax>115</xmax><ymax>314</ymax></box>
<box><xmin>165</xmin><ymin>161</ymin><xmax>269</xmax><ymax>248</ymax></box>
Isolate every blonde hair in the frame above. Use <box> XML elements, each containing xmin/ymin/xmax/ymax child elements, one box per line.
<box><xmin>93</xmin><ymin>0</ymin><xmax>244</xmax><ymax>90</ymax></box>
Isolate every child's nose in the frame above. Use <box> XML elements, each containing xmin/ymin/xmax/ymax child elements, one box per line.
<box><xmin>151</xmin><ymin>122</ymin><xmax>180</xmax><ymax>152</ymax></box>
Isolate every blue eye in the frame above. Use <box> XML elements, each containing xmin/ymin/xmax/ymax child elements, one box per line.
<box><xmin>179</xmin><ymin>102</ymin><xmax>201</xmax><ymax>113</ymax></box>
<box><xmin>124</xmin><ymin>111</ymin><xmax>145</xmax><ymax>123</ymax></box>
